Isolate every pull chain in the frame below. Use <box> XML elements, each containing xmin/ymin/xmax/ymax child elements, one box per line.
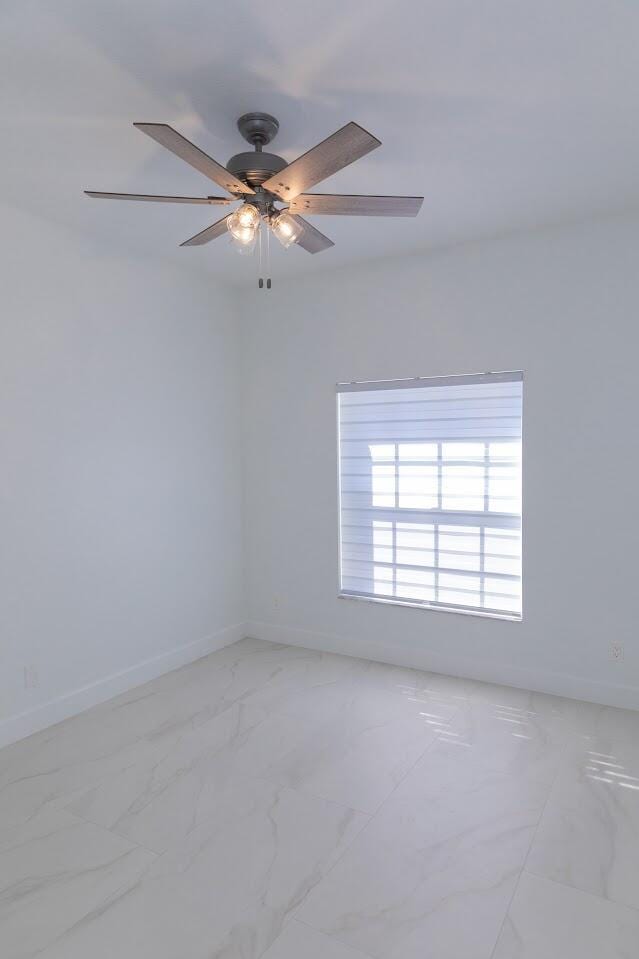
<box><xmin>256</xmin><ymin>216</ymin><xmax>272</xmax><ymax>291</ymax></box>
<box><xmin>266</xmin><ymin>220</ymin><xmax>272</xmax><ymax>289</ymax></box>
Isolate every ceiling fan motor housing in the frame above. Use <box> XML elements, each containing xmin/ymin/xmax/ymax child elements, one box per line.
<box><xmin>226</xmin><ymin>150</ymin><xmax>287</xmax><ymax>188</ymax></box>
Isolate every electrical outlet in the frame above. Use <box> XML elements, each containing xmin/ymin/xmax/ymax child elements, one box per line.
<box><xmin>23</xmin><ymin>665</ymin><xmax>39</xmax><ymax>688</ymax></box>
<box><xmin>610</xmin><ymin>643</ymin><xmax>624</xmax><ymax>662</ymax></box>
<box><xmin>273</xmin><ymin>596</ymin><xmax>280</xmax><ymax>609</ymax></box>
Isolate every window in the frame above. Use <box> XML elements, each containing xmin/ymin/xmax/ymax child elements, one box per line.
<box><xmin>337</xmin><ymin>372</ymin><xmax>523</xmax><ymax>619</ymax></box>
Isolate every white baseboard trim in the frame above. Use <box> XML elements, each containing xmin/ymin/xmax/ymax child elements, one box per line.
<box><xmin>247</xmin><ymin>620</ymin><xmax>639</xmax><ymax>712</ymax></box>
<box><xmin>0</xmin><ymin>622</ymin><xmax>248</xmax><ymax>749</ymax></box>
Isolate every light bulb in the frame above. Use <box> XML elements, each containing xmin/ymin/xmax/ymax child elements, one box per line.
<box><xmin>229</xmin><ymin>224</ymin><xmax>258</xmax><ymax>255</ymax></box>
<box><xmin>234</xmin><ymin>203</ymin><xmax>260</xmax><ymax>231</ymax></box>
<box><xmin>227</xmin><ymin>203</ymin><xmax>260</xmax><ymax>240</ymax></box>
<box><xmin>227</xmin><ymin>203</ymin><xmax>260</xmax><ymax>254</ymax></box>
<box><xmin>270</xmin><ymin>211</ymin><xmax>304</xmax><ymax>249</ymax></box>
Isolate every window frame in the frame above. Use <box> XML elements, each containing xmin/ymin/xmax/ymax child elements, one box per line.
<box><xmin>336</xmin><ymin>372</ymin><xmax>523</xmax><ymax>622</ymax></box>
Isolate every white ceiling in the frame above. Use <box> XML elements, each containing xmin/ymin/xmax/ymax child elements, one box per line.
<box><xmin>2</xmin><ymin>0</ymin><xmax>639</xmax><ymax>286</ymax></box>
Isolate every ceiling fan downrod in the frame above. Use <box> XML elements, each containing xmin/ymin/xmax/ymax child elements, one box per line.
<box><xmin>226</xmin><ymin>113</ymin><xmax>288</xmax><ymax>189</ymax></box>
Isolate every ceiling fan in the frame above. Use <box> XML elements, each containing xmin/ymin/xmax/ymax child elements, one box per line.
<box><xmin>86</xmin><ymin>112</ymin><xmax>423</xmax><ymax>286</ymax></box>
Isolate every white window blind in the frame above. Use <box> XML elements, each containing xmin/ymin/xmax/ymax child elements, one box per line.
<box><xmin>337</xmin><ymin>372</ymin><xmax>523</xmax><ymax>618</ymax></box>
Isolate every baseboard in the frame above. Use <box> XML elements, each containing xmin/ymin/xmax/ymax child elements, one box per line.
<box><xmin>0</xmin><ymin>622</ymin><xmax>248</xmax><ymax>749</ymax></box>
<box><xmin>247</xmin><ymin>620</ymin><xmax>639</xmax><ymax>712</ymax></box>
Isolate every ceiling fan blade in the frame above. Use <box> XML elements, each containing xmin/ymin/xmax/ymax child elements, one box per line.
<box><xmin>288</xmin><ymin>193</ymin><xmax>423</xmax><ymax>217</ymax></box>
<box><xmin>180</xmin><ymin>215</ymin><xmax>231</xmax><ymax>247</ymax></box>
<box><xmin>84</xmin><ymin>191</ymin><xmax>232</xmax><ymax>204</ymax></box>
<box><xmin>262</xmin><ymin>122</ymin><xmax>381</xmax><ymax>201</ymax></box>
<box><xmin>291</xmin><ymin>215</ymin><xmax>334</xmax><ymax>254</ymax></box>
<box><xmin>134</xmin><ymin>123</ymin><xmax>254</xmax><ymax>196</ymax></box>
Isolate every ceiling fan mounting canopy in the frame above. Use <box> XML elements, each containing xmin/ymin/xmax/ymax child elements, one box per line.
<box><xmin>236</xmin><ymin>112</ymin><xmax>280</xmax><ymax>147</ymax></box>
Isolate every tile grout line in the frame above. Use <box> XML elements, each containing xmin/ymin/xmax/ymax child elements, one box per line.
<box><xmin>61</xmin><ymin>807</ymin><xmax>165</xmax><ymax>859</ymax></box>
<box><xmin>252</xmin><ymin>690</ymin><xmax>466</xmax><ymax>818</ymax></box>
<box><xmin>292</xmin><ymin>916</ymin><xmax>378</xmax><ymax>959</ymax></box>
<box><xmin>14</xmin><ymin>802</ymin><xmax>163</xmax><ymax>864</ymax></box>
<box><xmin>514</xmin><ymin>870</ymin><xmax>639</xmax><ymax>918</ymax></box>
<box><xmin>487</xmin><ymin>728</ymin><xmax>571</xmax><ymax>959</ymax></box>
<box><xmin>518</xmin><ymin>720</ymin><xmax>639</xmax><ymax>918</ymax></box>
<box><xmin>52</xmin><ymin>805</ymin><xmax>163</xmax><ymax>860</ymax></box>
<box><xmin>288</xmin><ymin>694</ymin><xmax>469</xmax><ymax>929</ymax></box>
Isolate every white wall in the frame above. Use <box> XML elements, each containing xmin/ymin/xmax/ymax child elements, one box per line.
<box><xmin>0</xmin><ymin>203</ymin><xmax>245</xmax><ymax>746</ymax></box>
<box><xmin>3</xmin><ymin>210</ymin><xmax>638</xmax><ymax>750</ymax></box>
<box><xmin>241</xmin><ymin>214</ymin><xmax>639</xmax><ymax>710</ymax></box>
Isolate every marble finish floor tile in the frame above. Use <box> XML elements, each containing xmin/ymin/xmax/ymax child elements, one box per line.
<box><xmin>347</xmin><ymin>659</ymin><xmax>479</xmax><ymax>705</ymax></box>
<box><xmin>261</xmin><ymin>920</ymin><xmax>374</xmax><ymax>959</ymax></box>
<box><xmin>436</xmin><ymin>697</ymin><xmax>567</xmax><ymax>786</ymax></box>
<box><xmin>0</xmin><ymin>807</ymin><xmax>156</xmax><ymax>959</ymax></box>
<box><xmin>470</xmin><ymin>680</ymin><xmax>572</xmax><ymax>719</ymax></box>
<box><xmin>1</xmin><ymin>637</ymin><xmax>638</xmax><ymax>959</ymax></box>
<box><xmin>0</xmin><ymin>639</ymin><xmax>362</xmax><ymax>828</ymax></box>
<box><xmin>64</xmin><ymin>702</ymin><xmax>328</xmax><ymax>853</ymax></box>
<box><xmin>237</xmin><ymin>650</ymin><xmax>474</xmax><ymax>727</ymax></box>
<box><xmin>263</xmin><ymin>686</ymin><xmax>459</xmax><ymax>814</ymax></box>
<box><xmin>297</xmin><ymin>742</ymin><xmax>549</xmax><ymax>959</ymax></box>
<box><xmin>526</xmin><ymin>733</ymin><xmax>639</xmax><ymax>910</ymax></box>
<box><xmin>34</xmin><ymin>778</ymin><xmax>368</xmax><ymax>959</ymax></box>
<box><xmin>492</xmin><ymin>872</ymin><xmax>639</xmax><ymax>958</ymax></box>
<box><xmin>563</xmin><ymin>700</ymin><xmax>639</xmax><ymax>761</ymax></box>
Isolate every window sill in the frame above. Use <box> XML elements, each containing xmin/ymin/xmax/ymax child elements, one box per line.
<box><xmin>338</xmin><ymin>592</ymin><xmax>522</xmax><ymax>622</ymax></box>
